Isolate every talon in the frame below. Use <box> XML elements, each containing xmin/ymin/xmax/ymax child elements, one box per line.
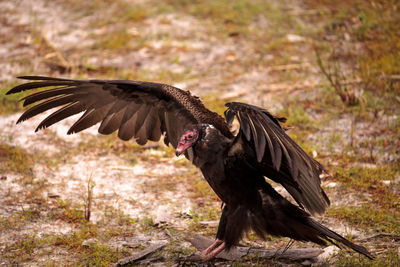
<box><xmin>200</xmin><ymin>240</ymin><xmax>226</xmax><ymax>260</ymax></box>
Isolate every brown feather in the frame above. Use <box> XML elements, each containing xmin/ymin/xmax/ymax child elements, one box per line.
<box><xmin>9</xmin><ymin>76</ymin><xmax>230</xmax><ymax>149</ymax></box>
<box><xmin>68</xmin><ymin>101</ymin><xmax>114</xmax><ymax>134</ymax></box>
<box><xmin>18</xmin><ymin>94</ymin><xmax>79</xmax><ymax>123</ymax></box>
<box><xmin>6</xmin><ymin>81</ymin><xmax>73</xmax><ymax>94</ymax></box>
<box><xmin>36</xmin><ymin>102</ymin><xmax>85</xmax><ymax>132</ymax></box>
<box><xmin>98</xmin><ymin>106</ymin><xmax>127</xmax><ymax>135</ymax></box>
<box><xmin>21</xmin><ymin>86</ymin><xmax>77</xmax><ymax>106</ymax></box>
<box><xmin>224</xmin><ymin>102</ymin><xmax>330</xmax><ymax>215</ymax></box>
<box><xmin>133</xmin><ymin>105</ymin><xmax>151</xmax><ymax>134</ymax></box>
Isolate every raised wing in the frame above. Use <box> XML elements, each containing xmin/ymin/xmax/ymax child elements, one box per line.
<box><xmin>224</xmin><ymin>102</ymin><xmax>330</xmax><ymax>215</ymax></box>
<box><xmin>7</xmin><ymin>76</ymin><xmax>230</xmax><ymax>148</ymax></box>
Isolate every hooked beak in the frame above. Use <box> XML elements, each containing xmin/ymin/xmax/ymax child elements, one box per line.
<box><xmin>176</xmin><ymin>141</ymin><xmax>190</xmax><ymax>156</ymax></box>
<box><xmin>175</xmin><ymin>147</ymin><xmax>184</xmax><ymax>157</ymax></box>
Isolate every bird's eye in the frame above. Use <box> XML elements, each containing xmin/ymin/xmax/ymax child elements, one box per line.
<box><xmin>187</xmin><ymin>134</ymin><xmax>193</xmax><ymax>139</ymax></box>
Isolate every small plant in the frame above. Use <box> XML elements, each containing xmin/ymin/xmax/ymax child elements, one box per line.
<box><xmin>84</xmin><ymin>176</ymin><xmax>96</xmax><ymax>222</ymax></box>
<box><xmin>315</xmin><ymin>49</ymin><xmax>362</xmax><ymax>106</ymax></box>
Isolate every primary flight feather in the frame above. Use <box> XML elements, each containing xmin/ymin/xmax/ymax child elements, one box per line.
<box><xmin>7</xmin><ymin>76</ymin><xmax>373</xmax><ymax>260</ymax></box>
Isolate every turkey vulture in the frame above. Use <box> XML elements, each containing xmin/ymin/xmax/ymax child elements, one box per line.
<box><xmin>7</xmin><ymin>76</ymin><xmax>373</xmax><ymax>260</ymax></box>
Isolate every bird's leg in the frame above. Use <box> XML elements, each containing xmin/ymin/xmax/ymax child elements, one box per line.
<box><xmin>200</xmin><ymin>205</ymin><xmax>228</xmax><ymax>260</ymax></box>
<box><xmin>273</xmin><ymin>239</ymin><xmax>294</xmax><ymax>258</ymax></box>
<box><xmin>200</xmin><ymin>238</ymin><xmax>222</xmax><ymax>258</ymax></box>
<box><xmin>201</xmin><ymin>241</ymin><xmax>226</xmax><ymax>260</ymax></box>
<box><xmin>282</xmin><ymin>239</ymin><xmax>295</xmax><ymax>254</ymax></box>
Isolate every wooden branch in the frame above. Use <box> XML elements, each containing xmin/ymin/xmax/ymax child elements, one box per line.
<box><xmin>115</xmin><ymin>242</ymin><xmax>167</xmax><ymax>266</ymax></box>
<box><xmin>187</xmin><ymin>235</ymin><xmax>323</xmax><ymax>261</ymax></box>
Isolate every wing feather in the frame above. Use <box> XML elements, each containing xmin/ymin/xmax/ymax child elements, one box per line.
<box><xmin>258</xmin><ymin>121</ymin><xmax>278</xmax><ymax>169</ymax></box>
<box><xmin>237</xmin><ymin>111</ymin><xmax>251</xmax><ymax>140</ymax></box>
<box><xmin>8</xmin><ymin>76</ymin><xmax>229</xmax><ymax>148</ymax></box>
<box><xmin>99</xmin><ymin>106</ymin><xmax>127</xmax><ymax>135</ymax></box>
<box><xmin>36</xmin><ymin>102</ymin><xmax>86</xmax><ymax>132</ymax></box>
<box><xmin>133</xmin><ymin>105</ymin><xmax>151</xmax><ymax>134</ymax></box>
<box><xmin>247</xmin><ymin>114</ymin><xmax>265</xmax><ymax>162</ymax></box>
<box><xmin>224</xmin><ymin>102</ymin><xmax>330</xmax><ymax>215</ymax></box>
<box><xmin>21</xmin><ymin>86</ymin><xmax>77</xmax><ymax>106</ymax></box>
<box><xmin>68</xmin><ymin>101</ymin><xmax>115</xmax><ymax>134</ymax></box>
<box><xmin>143</xmin><ymin>109</ymin><xmax>161</xmax><ymax>141</ymax></box>
<box><xmin>18</xmin><ymin>94</ymin><xmax>79</xmax><ymax>123</ymax></box>
<box><xmin>6</xmin><ymin>81</ymin><xmax>73</xmax><ymax>94</ymax></box>
<box><xmin>118</xmin><ymin>104</ymin><xmax>141</xmax><ymax>141</ymax></box>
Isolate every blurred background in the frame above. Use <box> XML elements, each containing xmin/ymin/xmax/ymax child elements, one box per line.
<box><xmin>0</xmin><ymin>0</ymin><xmax>399</xmax><ymax>265</ymax></box>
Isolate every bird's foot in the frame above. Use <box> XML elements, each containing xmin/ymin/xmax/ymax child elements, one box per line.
<box><xmin>200</xmin><ymin>239</ymin><xmax>226</xmax><ymax>260</ymax></box>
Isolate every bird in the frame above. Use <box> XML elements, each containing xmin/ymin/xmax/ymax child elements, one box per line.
<box><xmin>6</xmin><ymin>76</ymin><xmax>373</xmax><ymax>260</ymax></box>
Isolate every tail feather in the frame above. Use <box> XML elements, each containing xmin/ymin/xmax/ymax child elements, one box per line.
<box><xmin>307</xmin><ymin>218</ymin><xmax>374</xmax><ymax>259</ymax></box>
<box><xmin>254</xmin><ymin>183</ymin><xmax>374</xmax><ymax>260</ymax></box>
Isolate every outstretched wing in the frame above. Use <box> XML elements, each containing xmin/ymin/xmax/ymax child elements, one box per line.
<box><xmin>224</xmin><ymin>102</ymin><xmax>330</xmax><ymax>215</ymax></box>
<box><xmin>7</xmin><ymin>76</ymin><xmax>230</xmax><ymax>148</ymax></box>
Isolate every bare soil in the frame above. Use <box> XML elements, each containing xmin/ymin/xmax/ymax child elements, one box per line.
<box><xmin>1</xmin><ymin>0</ymin><xmax>399</xmax><ymax>266</ymax></box>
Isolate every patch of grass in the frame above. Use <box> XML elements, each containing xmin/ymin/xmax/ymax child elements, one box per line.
<box><xmin>54</xmin><ymin>223</ymin><xmax>98</xmax><ymax>248</ymax></box>
<box><xmin>4</xmin><ymin>233</ymin><xmax>40</xmax><ymax>262</ymax></box>
<box><xmin>332</xmin><ymin>164</ymin><xmax>399</xmax><ymax>210</ymax></box>
<box><xmin>187</xmin><ymin>205</ymin><xmax>219</xmax><ymax>234</ymax></box>
<box><xmin>183</xmin><ymin>167</ymin><xmax>218</xmax><ymax>202</ymax></box>
<box><xmin>279</xmin><ymin>101</ymin><xmax>314</xmax><ymax>130</ymax></box>
<box><xmin>161</xmin><ymin>0</ymin><xmax>283</xmax><ymax>37</ymax></box>
<box><xmin>327</xmin><ymin>205</ymin><xmax>399</xmax><ymax>234</ymax></box>
<box><xmin>2</xmin><ymin>220</ymin><xmax>130</xmax><ymax>265</ymax></box>
<box><xmin>335</xmin><ymin>248</ymin><xmax>400</xmax><ymax>267</ymax></box>
<box><xmin>140</xmin><ymin>216</ymin><xmax>155</xmax><ymax>230</ymax></box>
<box><xmin>73</xmin><ymin>133</ymin><xmax>143</xmax><ymax>157</ymax></box>
<box><xmin>58</xmin><ymin>0</ymin><xmax>152</xmax><ymax>23</ymax></box>
<box><xmin>49</xmin><ymin>199</ymin><xmax>86</xmax><ymax>224</ymax></box>
<box><xmin>307</xmin><ymin>0</ymin><xmax>400</xmax><ymax>116</ymax></box>
<box><xmin>277</xmin><ymin>102</ymin><xmax>319</xmax><ymax>155</ymax></box>
<box><xmin>19</xmin><ymin>208</ymin><xmax>42</xmax><ymax>221</ymax></box>
<box><xmin>315</xmin><ymin>49</ymin><xmax>361</xmax><ymax>106</ymax></box>
<box><xmin>140</xmin><ymin>174</ymin><xmax>179</xmax><ymax>195</ymax></box>
<box><xmin>390</xmin><ymin>115</ymin><xmax>400</xmax><ymax>139</ymax></box>
<box><xmin>0</xmin><ymin>144</ymin><xmax>34</xmax><ymax>175</ymax></box>
<box><xmin>0</xmin><ymin>207</ymin><xmax>41</xmax><ymax>232</ymax></box>
<box><xmin>56</xmin><ymin>224</ymin><xmax>129</xmax><ymax>265</ymax></box>
<box><xmin>0</xmin><ymin>81</ymin><xmax>29</xmax><ymax>114</ymax></box>
<box><xmin>122</xmin><ymin>4</ymin><xmax>152</xmax><ymax>22</ymax></box>
<box><xmin>286</xmin><ymin>107</ymin><xmax>312</xmax><ymax>129</ymax></box>
<box><xmin>93</xmin><ymin>28</ymin><xmax>134</xmax><ymax>50</ymax></box>
<box><xmin>202</xmin><ymin>93</ymin><xmax>229</xmax><ymax>116</ymax></box>
<box><xmin>80</xmin><ymin>242</ymin><xmax>125</xmax><ymax>267</ymax></box>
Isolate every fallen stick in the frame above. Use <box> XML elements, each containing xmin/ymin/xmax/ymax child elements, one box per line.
<box><xmin>116</xmin><ymin>242</ymin><xmax>167</xmax><ymax>266</ymax></box>
<box><xmin>187</xmin><ymin>235</ymin><xmax>323</xmax><ymax>261</ymax></box>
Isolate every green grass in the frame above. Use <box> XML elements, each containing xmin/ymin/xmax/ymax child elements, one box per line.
<box><xmin>308</xmin><ymin>0</ymin><xmax>400</xmax><ymax>115</ymax></box>
<box><xmin>1</xmin><ymin>0</ymin><xmax>399</xmax><ymax>265</ymax></box>
<box><xmin>276</xmin><ymin>100</ymin><xmax>320</xmax><ymax>155</ymax></box>
<box><xmin>93</xmin><ymin>28</ymin><xmax>135</xmax><ymax>50</ymax></box>
<box><xmin>327</xmin><ymin>205</ymin><xmax>400</xmax><ymax>234</ymax></box>
<box><xmin>0</xmin><ymin>144</ymin><xmax>34</xmax><ymax>175</ymax></box>
<box><xmin>3</xmin><ymin>223</ymin><xmax>128</xmax><ymax>266</ymax></box>
<box><xmin>0</xmin><ymin>82</ymin><xmax>33</xmax><ymax>114</ymax></box>
<box><xmin>332</xmin><ymin>164</ymin><xmax>399</xmax><ymax>210</ymax></box>
<box><xmin>1</xmin><ymin>198</ymin><xmax>140</xmax><ymax>265</ymax></box>
<box><xmin>161</xmin><ymin>0</ymin><xmax>275</xmax><ymax>34</ymax></box>
<box><xmin>335</xmin><ymin>248</ymin><xmax>400</xmax><ymax>267</ymax></box>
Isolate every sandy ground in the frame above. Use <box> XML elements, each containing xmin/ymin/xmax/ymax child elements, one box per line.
<box><xmin>1</xmin><ymin>0</ymin><xmax>398</xmax><ymax>266</ymax></box>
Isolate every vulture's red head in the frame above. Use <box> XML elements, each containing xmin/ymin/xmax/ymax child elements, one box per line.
<box><xmin>176</xmin><ymin>129</ymin><xmax>199</xmax><ymax>156</ymax></box>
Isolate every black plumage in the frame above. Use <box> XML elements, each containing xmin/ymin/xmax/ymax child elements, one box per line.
<box><xmin>6</xmin><ymin>76</ymin><xmax>373</xmax><ymax>260</ymax></box>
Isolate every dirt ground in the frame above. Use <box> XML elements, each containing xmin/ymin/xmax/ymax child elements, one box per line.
<box><xmin>0</xmin><ymin>0</ymin><xmax>399</xmax><ymax>266</ymax></box>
